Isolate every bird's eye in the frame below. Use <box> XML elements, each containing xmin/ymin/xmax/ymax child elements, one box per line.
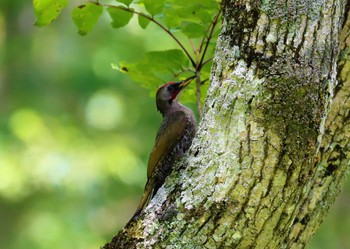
<box><xmin>168</xmin><ymin>85</ymin><xmax>173</xmax><ymax>91</ymax></box>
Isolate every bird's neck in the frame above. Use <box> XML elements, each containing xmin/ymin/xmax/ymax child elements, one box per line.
<box><xmin>159</xmin><ymin>101</ymin><xmax>185</xmax><ymax>117</ymax></box>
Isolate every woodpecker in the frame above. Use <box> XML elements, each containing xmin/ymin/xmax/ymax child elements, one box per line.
<box><xmin>134</xmin><ymin>75</ymin><xmax>197</xmax><ymax>216</ymax></box>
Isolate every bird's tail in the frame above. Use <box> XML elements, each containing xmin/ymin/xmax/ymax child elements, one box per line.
<box><xmin>132</xmin><ymin>178</ymin><xmax>155</xmax><ymax>219</ymax></box>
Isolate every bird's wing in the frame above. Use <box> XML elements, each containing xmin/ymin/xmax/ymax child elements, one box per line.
<box><xmin>147</xmin><ymin>111</ymin><xmax>187</xmax><ymax>178</ymax></box>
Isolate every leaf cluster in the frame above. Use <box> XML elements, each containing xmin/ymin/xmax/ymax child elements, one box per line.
<box><xmin>33</xmin><ymin>0</ymin><xmax>221</xmax><ymax>109</ymax></box>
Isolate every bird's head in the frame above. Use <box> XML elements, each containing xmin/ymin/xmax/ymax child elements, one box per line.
<box><xmin>156</xmin><ymin>75</ymin><xmax>196</xmax><ymax>114</ymax></box>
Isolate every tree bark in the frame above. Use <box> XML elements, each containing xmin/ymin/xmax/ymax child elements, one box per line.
<box><xmin>104</xmin><ymin>0</ymin><xmax>350</xmax><ymax>248</ymax></box>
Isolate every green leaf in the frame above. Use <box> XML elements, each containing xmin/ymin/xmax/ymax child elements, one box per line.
<box><xmin>138</xmin><ymin>15</ymin><xmax>150</xmax><ymax>29</ymax></box>
<box><xmin>33</xmin><ymin>0</ymin><xmax>68</xmax><ymax>26</ymax></box>
<box><xmin>71</xmin><ymin>3</ymin><xmax>103</xmax><ymax>35</ymax></box>
<box><xmin>107</xmin><ymin>7</ymin><xmax>134</xmax><ymax>29</ymax></box>
<box><xmin>117</xmin><ymin>0</ymin><xmax>134</xmax><ymax>6</ymax></box>
<box><xmin>116</xmin><ymin>49</ymin><xmax>189</xmax><ymax>88</ymax></box>
<box><xmin>143</xmin><ymin>0</ymin><xmax>166</xmax><ymax>16</ymax></box>
<box><xmin>163</xmin><ymin>0</ymin><xmax>219</xmax><ymax>29</ymax></box>
<box><xmin>181</xmin><ymin>22</ymin><xmax>206</xmax><ymax>38</ymax></box>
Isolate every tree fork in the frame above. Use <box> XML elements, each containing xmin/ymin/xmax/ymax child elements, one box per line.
<box><xmin>104</xmin><ymin>1</ymin><xmax>350</xmax><ymax>248</ymax></box>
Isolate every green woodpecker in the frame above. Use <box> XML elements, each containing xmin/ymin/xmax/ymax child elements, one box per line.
<box><xmin>134</xmin><ymin>75</ymin><xmax>197</xmax><ymax>216</ymax></box>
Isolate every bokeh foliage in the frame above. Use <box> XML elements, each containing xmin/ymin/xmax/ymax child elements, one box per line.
<box><xmin>0</xmin><ymin>1</ymin><xmax>348</xmax><ymax>248</ymax></box>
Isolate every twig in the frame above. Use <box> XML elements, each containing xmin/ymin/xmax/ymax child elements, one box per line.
<box><xmin>197</xmin><ymin>10</ymin><xmax>221</xmax><ymax>71</ymax></box>
<box><xmin>188</xmin><ymin>38</ymin><xmax>199</xmax><ymax>62</ymax></box>
<box><xmin>194</xmin><ymin>10</ymin><xmax>221</xmax><ymax>115</ymax></box>
<box><xmin>200</xmin><ymin>78</ymin><xmax>209</xmax><ymax>85</ymax></box>
<box><xmin>201</xmin><ymin>58</ymin><xmax>212</xmax><ymax>67</ymax></box>
<box><xmin>195</xmin><ymin>73</ymin><xmax>202</xmax><ymax>117</ymax></box>
<box><xmin>171</xmin><ymin>68</ymin><xmax>195</xmax><ymax>80</ymax></box>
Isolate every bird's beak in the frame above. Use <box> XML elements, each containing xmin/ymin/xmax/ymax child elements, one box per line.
<box><xmin>178</xmin><ymin>75</ymin><xmax>196</xmax><ymax>89</ymax></box>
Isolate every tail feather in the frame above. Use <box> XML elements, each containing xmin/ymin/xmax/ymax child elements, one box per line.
<box><xmin>133</xmin><ymin>178</ymin><xmax>155</xmax><ymax>218</ymax></box>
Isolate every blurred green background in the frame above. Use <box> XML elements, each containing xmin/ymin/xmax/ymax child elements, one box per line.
<box><xmin>0</xmin><ymin>1</ymin><xmax>349</xmax><ymax>248</ymax></box>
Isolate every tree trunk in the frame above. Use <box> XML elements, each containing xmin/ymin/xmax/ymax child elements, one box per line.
<box><xmin>104</xmin><ymin>0</ymin><xmax>350</xmax><ymax>248</ymax></box>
